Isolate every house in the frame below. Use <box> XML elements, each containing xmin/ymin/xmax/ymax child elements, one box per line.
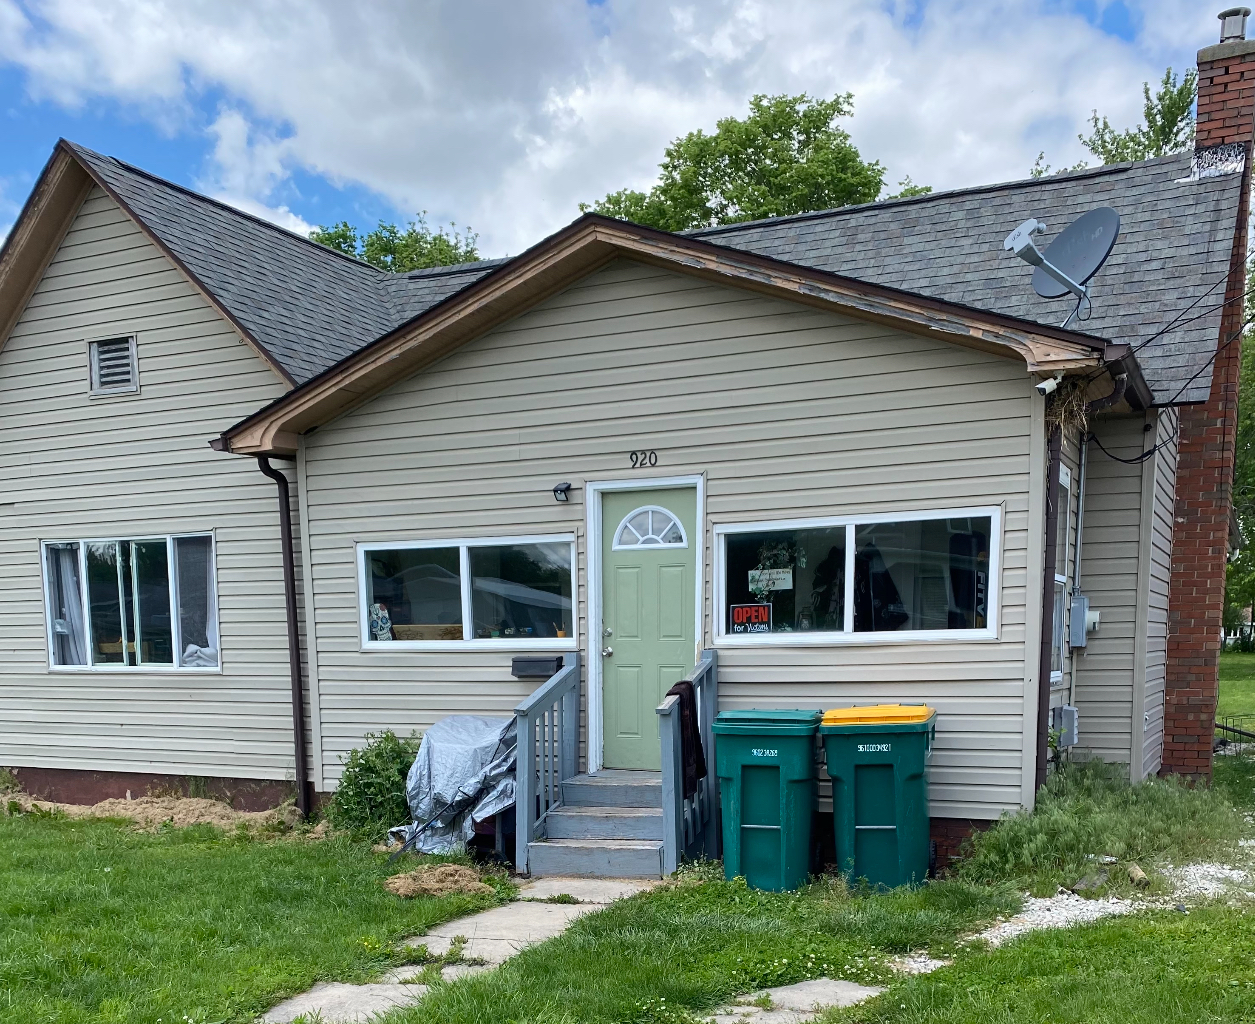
<box><xmin>0</xmin><ymin>13</ymin><xmax>1250</xmax><ymax>874</ymax></box>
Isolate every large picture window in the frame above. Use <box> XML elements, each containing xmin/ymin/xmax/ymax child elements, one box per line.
<box><xmin>42</xmin><ymin>534</ymin><xmax>220</xmax><ymax>670</ymax></box>
<box><xmin>359</xmin><ymin>536</ymin><xmax>575</xmax><ymax>649</ymax></box>
<box><xmin>716</xmin><ymin>508</ymin><xmax>999</xmax><ymax>644</ymax></box>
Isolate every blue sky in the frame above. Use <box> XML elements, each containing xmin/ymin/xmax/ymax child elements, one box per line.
<box><xmin>0</xmin><ymin>1</ymin><xmax>1219</xmax><ymax>256</ymax></box>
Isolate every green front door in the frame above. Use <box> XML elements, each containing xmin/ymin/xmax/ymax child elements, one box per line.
<box><xmin>600</xmin><ymin>487</ymin><xmax>698</xmax><ymax>770</ymax></box>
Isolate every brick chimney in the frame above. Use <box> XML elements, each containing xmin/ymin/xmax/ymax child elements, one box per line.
<box><xmin>1162</xmin><ymin>9</ymin><xmax>1255</xmax><ymax>779</ymax></box>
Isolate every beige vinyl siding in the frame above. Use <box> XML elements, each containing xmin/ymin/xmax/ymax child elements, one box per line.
<box><xmin>302</xmin><ymin>258</ymin><xmax>1041</xmax><ymax>818</ymax></box>
<box><xmin>1142</xmin><ymin>407</ymin><xmax>1177</xmax><ymax>777</ymax></box>
<box><xmin>0</xmin><ymin>186</ymin><xmax>306</xmax><ymax>781</ymax></box>
<box><xmin>1072</xmin><ymin>413</ymin><xmax>1149</xmax><ymax>769</ymax></box>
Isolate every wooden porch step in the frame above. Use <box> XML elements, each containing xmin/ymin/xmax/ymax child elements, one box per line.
<box><xmin>561</xmin><ymin>770</ymin><xmax>662</xmax><ymax>808</ymax></box>
<box><xmin>527</xmin><ymin>838</ymin><xmax>664</xmax><ymax>878</ymax></box>
<box><xmin>545</xmin><ymin>804</ymin><xmax>664</xmax><ymax>841</ymax></box>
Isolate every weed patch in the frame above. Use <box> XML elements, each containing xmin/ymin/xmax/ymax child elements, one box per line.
<box><xmin>956</xmin><ymin>760</ymin><xmax>1245</xmax><ymax>894</ymax></box>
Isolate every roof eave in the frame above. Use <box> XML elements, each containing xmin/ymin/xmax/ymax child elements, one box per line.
<box><xmin>0</xmin><ymin>148</ymin><xmax>94</xmax><ymax>354</ymax></box>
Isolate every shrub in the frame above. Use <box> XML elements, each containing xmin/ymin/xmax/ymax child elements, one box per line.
<box><xmin>957</xmin><ymin>758</ymin><xmax>1246</xmax><ymax>891</ymax></box>
<box><xmin>327</xmin><ymin>730</ymin><xmax>421</xmax><ymax>838</ymax></box>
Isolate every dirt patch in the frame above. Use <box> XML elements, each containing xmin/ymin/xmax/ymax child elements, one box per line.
<box><xmin>385</xmin><ymin>864</ymin><xmax>493</xmax><ymax>898</ymax></box>
<box><xmin>6</xmin><ymin>792</ymin><xmax>302</xmax><ymax>831</ymax></box>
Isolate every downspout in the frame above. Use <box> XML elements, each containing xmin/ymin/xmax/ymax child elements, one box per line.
<box><xmin>257</xmin><ymin>456</ymin><xmax>311</xmax><ymax>817</ymax></box>
<box><xmin>1035</xmin><ymin>423</ymin><xmax>1062</xmax><ymax>791</ymax></box>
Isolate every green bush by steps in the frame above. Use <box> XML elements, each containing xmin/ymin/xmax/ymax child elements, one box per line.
<box><xmin>326</xmin><ymin>730</ymin><xmax>421</xmax><ymax>839</ymax></box>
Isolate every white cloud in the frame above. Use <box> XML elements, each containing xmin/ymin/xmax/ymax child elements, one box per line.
<box><xmin>0</xmin><ymin>0</ymin><xmax>1225</xmax><ymax>255</ymax></box>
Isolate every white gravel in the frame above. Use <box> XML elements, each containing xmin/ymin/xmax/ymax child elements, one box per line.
<box><xmin>1162</xmin><ymin>862</ymin><xmax>1255</xmax><ymax>901</ymax></box>
<box><xmin>976</xmin><ymin>890</ymin><xmax>1139</xmax><ymax>947</ymax></box>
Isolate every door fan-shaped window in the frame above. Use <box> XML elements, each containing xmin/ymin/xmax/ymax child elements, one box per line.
<box><xmin>614</xmin><ymin>506</ymin><xmax>687</xmax><ymax>549</ymax></box>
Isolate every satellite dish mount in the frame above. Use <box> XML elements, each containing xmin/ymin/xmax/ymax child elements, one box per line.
<box><xmin>1003</xmin><ymin>207</ymin><xmax>1120</xmax><ymax>330</ymax></box>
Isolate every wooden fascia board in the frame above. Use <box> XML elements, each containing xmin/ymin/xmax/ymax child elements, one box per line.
<box><xmin>222</xmin><ymin>217</ymin><xmax>1104</xmax><ymax>456</ymax></box>
<box><xmin>0</xmin><ymin>151</ymin><xmax>94</xmax><ymax>354</ymax></box>
<box><xmin>63</xmin><ymin>143</ymin><xmax>298</xmax><ymax>389</ymax></box>
<box><xmin>607</xmin><ymin>227</ymin><xmax>1102</xmax><ymax>372</ymax></box>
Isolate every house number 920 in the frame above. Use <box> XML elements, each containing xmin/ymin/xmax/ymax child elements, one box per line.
<box><xmin>629</xmin><ymin>450</ymin><xmax>658</xmax><ymax>468</ymax></box>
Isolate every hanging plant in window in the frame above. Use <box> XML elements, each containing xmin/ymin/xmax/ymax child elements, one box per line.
<box><xmin>749</xmin><ymin>540</ymin><xmax>806</xmax><ymax>602</ymax></box>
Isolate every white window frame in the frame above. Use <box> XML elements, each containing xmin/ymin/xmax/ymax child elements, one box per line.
<box><xmin>87</xmin><ymin>335</ymin><xmax>140</xmax><ymax>396</ymax></box>
<box><xmin>40</xmin><ymin>532</ymin><xmax>221</xmax><ymax>673</ymax></box>
<box><xmin>1051</xmin><ymin>465</ymin><xmax>1071</xmax><ymax>686</ymax></box>
<box><xmin>357</xmin><ymin>534</ymin><xmax>578</xmax><ymax>652</ymax></box>
<box><xmin>713</xmin><ymin>505</ymin><xmax>1003</xmax><ymax>647</ymax></box>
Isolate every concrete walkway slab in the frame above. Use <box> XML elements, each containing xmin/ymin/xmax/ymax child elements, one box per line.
<box><xmin>260</xmin><ymin>980</ymin><xmax>427</xmax><ymax>1023</ymax></box>
<box><xmin>517</xmin><ymin>876</ymin><xmax>657</xmax><ymax>903</ymax></box>
<box><xmin>711</xmin><ymin>978</ymin><xmax>884</xmax><ymax>1023</ymax></box>
<box><xmin>259</xmin><ymin>874</ymin><xmax>657</xmax><ymax>1023</ymax></box>
<box><xmin>408</xmin><ymin>900</ymin><xmax>597</xmax><ymax>962</ymax></box>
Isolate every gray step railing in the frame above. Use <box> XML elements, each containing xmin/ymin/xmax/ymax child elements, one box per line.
<box><xmin>514</xmin><ymin>652</ymin><xmax>580</xmax><ymax>874</ymax></box>
<box><xmin>656</xmin><ymin>649</ymin><xmax>719</xmax><ymax>874</ymax></box>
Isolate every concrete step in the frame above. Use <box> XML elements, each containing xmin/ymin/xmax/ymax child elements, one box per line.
<box><xmin>561</xmin><ymin>770</ymin><xmax>662</xmax><ymax>808</ymax></box>
<box><xmin>527</xmin><ymin>838</ymin><xmax>664</xmax><ymax>878</ymax></box>
<box><xmin>545</xmin><ymin>804</ymin><xmax>664</xmax><ymax>841</ymax></box>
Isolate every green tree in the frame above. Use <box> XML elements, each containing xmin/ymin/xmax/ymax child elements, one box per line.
<box><xmin>581</xmin><ymin>93</ymin><xmax>888</xmax><ymax>231</ymax></box>
<box><xmin>1080</xmin><ymin>67</ymin><xmax>1197</xmax><ymax>163</ymax></box>
<box><xmin>1031</xmin><ymin>67</ymin><xmax>1197</xmax><ymax>177</ymax></box>
<box><xmin>309</xmin><ymin>215</ymin><xmax>479</xmax><ymax>271</ymax></box>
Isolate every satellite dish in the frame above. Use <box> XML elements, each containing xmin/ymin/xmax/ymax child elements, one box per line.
<box><xmin>1031</xmin><ymin>207</ymin><xmax>1120</xmax><ymax>299</ymax></box>
<box><xmin>1003</xmin><ymin>206</ymin><xmax>1120</xmax><ymax>327</ymax></box>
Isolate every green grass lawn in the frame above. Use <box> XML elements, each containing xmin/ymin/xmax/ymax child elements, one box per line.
<box><xmin>393</xmin><ymin>869</ymin><xmax>1020</xmax><ymax>1024</ymax></box>
<box><xmin>1219</xmin><ymin>651</ymin><xmax>1255</xmax><ymax>719</ymax></box>
<box><xmin>828</xmin><ymin>906</ymin><xmax>1255</xmax><ymax>1024</ymax></box>
<box><xmin>0</xmin><ymin>813</ymin><xmax>508</xmax><ymax>1024</ymax></box>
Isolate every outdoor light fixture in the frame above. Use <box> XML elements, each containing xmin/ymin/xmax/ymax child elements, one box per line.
<box><xmin>552</xmin><ymin>482</ymin><xmax>572</xmax><ymax>502</ymax></box>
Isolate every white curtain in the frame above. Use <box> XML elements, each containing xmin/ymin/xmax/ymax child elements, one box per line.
<box><xmin>50</xmin><ymin>545</ymin><xmax>87</xmax><ymax>665</ymax></box>
<box><xmin>176</xmin><ymin>536</ymin><xmax>219</xmax><ymax>668</ymax></box>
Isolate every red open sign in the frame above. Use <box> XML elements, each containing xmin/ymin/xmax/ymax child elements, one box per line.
<box><xmin>730</xmin><ymin>603</ymin><xmax>772</xmax><ymax>633</ymax></box>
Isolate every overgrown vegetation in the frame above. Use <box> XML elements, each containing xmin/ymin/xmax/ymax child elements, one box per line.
<box><xmin>326</xmin><ymin>729</ymin><xmax>421</xmax><ymax>839</ymax></box>
<box><xmin>398</xmin><ymin>866</ymin><xmax>1017</xmax><ymax>1024</ymax></box>
<box><xmin>957</xmin><ymin>760</ymin><xmax>1245</xmax><ymax>894</ymax></box>
<box><xmin>0</xmin><ymin>812</ymin><xmax>505</xmax><ymax>1023</ymax></box>
<box><xmin>310</xmin><ymin>215</ymin><xmax>480</xmax><ymax>271</ymax></box>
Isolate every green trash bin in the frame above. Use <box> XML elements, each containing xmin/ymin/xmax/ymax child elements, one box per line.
<box><xmin>820</xmin><ymin>704</ymin><xmax>936</xmax><ymax>888</ymax></box>
<box><xmin>712</xmin><ymin>709</ymin><xmax>821</xmax><ymax>892</ymax></box>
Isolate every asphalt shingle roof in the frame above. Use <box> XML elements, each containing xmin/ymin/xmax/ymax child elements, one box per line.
<box><xmin>67</xmin><ymin>142</ymin><xmax>500</xmax><ymax>385</ymax></box>
<box><xmin>695</xmin><ymin>153</ymin><xmax>1243</xmax><ymax>404</ymax></box>
<box><xmin>70</xmin><ymin>141</ymin><xmax>1242</xmax><ymax>404</ymax></box>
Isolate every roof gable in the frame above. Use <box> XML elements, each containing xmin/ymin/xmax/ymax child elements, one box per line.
<box><xmin>0</xmin><ymin>140</ymin><xmax>503</xmax><ymax>388</ymax></box>
<box><xmin>698</xmin><ymin>154</ymin><xmax>1242</xmax><ymax>404</ymax></box>
<box><xmin>219</xmin><ymin>215</ymin><xmax>1116</xmax><ymax>457</ymax></box>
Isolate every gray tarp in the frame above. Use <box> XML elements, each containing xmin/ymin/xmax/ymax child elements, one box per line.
<box><xmin>387</xmin><ymin>715</ymin><xmax>516</xmax><ymax>854</ymax></box>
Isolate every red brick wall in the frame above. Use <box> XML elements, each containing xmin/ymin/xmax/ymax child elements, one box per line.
<box><xmin>1162</xmin><ymin>39</ymin><xmax>1255</xmax><ymax>778</ymax></box>
<box><xmin>930</xmin><ymin>816</ymin><xmax>991</xmax><ymax>870</ymax></box>
<box><xmin>6</xmin><ymin>766</ymin><xmax>300</xmax><ymax>811</ymax></box>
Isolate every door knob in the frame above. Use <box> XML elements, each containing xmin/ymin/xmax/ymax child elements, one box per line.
<box><xmin>601</xmin><ymin>647</ymin><xmax>613</xmax><ymax>657</ymax></box>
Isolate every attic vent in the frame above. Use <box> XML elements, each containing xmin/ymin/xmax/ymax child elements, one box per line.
<box><xmin>89</xmin><ymin>337</ymin><xmax>138</xmax><ymax>394</ymax></box>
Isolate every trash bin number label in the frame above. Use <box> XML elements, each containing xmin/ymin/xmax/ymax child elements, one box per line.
<box><xmin>857</xmin><ymin>743</ymin><xmax>892</xmax><ymax>752</ymax></box>
<box><xmin>751</xmin><ymin>748</ymin><xmax>779</xmax><ymax>757</ymax></box>
<box><xmin>730</xmin><ymin>603</ymin><xmax>772</xmax><ymax>633</ymax></box>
